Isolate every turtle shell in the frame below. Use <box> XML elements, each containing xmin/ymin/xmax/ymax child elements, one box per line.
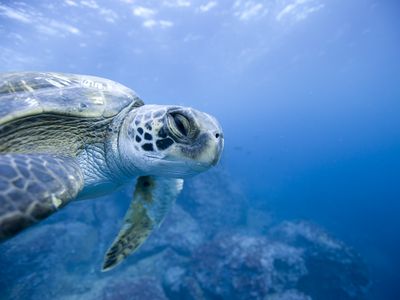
<box><xmin>0</xmin><ymin>72</ymin><xmax>144</xmax><ymax>126</ymax></box>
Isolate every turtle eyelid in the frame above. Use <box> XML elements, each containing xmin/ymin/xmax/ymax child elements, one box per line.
<box><xmin>167</xmin><ymin>112</ymin><xmax>198</xmax><ymax>141</ymax></box>
<box><xmin>173</xmin><ymin>113</ymin><xmax>189</xmax><ymax>136</ymax></box>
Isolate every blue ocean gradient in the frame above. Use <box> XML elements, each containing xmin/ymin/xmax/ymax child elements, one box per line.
<box><xmin>0</xmin><ymin>0</ymin><xmax>399</xmax><ymax>299</ymax></box>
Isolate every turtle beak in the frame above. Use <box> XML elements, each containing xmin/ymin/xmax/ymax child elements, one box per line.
<box><xmin>211</xmin><ymin>132</ymin><xmax>224</xmax><ymax>166</ymax></box>
<box><xmin>197</xmin><ymin>111</ymin><xmax>223</xmax><ymax>167</ymax></box>
<box><xmin>183</xmin><ymin>129</ymin><xmax>223</xmax><ymax>173</ymax></box>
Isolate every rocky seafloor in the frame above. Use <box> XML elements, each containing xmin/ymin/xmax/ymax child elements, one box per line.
<box><xmin>0</xmin><ymin>169</ymin><xmax>369</xmax><ymax>300</ymax></box>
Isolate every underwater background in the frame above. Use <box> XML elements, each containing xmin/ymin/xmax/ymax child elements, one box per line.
<box><xmin>0</xmin><ymin>0</ymin><xmax>399</xmax><ymax>299</ymax></box>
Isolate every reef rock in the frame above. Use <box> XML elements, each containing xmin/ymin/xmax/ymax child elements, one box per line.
<box><xmin>0</xmin><ymin>220</ymin><xmax>99</xmax><ymax>300</ymax></box>
<box><xmin>138</xmin><ymin>204</ymin><xmax>204</xmax><ymax>256</ymax></box>
<box><xmin>270</xmin><ymin>221</ymin><xmax>370</xmax><ymax>300</ymax></box>
<box><xmin>180</xmin><ymin>168</ymin><xmax>248</xmax><ymax>235</ymax></box>
<box><xmin>99</xmin><ymin>276</ymin><xmax>168</xmax><ymax>300</ymax></box>
<box><xmin>162</xmin><ymin>221</ymin><xmax>369</xmax><ymax>300</ymax></box>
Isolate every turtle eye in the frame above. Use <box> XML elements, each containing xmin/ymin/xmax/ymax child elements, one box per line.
<box><xmin>168</xmin><ymin>112</ymin><xmax>192</xmax><ymax>139</ymax></box>
<box><xmin>173</xmin><ymin>113</ymin><xmax>189</xmax><ymax>136</ymax></box>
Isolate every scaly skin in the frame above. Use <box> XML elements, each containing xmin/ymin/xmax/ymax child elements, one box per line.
<box><xmin>0</xmin><ymin>154</ymin><xmax>83</xmax><ymax>241</ymax></box>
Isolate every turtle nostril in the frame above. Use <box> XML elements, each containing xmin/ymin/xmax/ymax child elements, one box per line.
<box><xmin>215</xmin><ymin>133</ymin><xmax>220</xmax><ymax>139</ymax></box>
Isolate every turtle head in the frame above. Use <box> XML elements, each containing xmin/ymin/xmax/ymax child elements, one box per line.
<box><xmin>119</xmin><ymin>105</ymin><xmax>224</xmax><ymax>177</ymax></box>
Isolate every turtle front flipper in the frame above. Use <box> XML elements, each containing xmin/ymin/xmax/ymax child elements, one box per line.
<box><xmin>102</xmin><ymin>176</ymin><xmax>183</xmax><ymax>271</ymax></box>
<box><xmin>0</xmin><ymin>154</ymin><xmax>84</xmax><ymax>241</ymax></box>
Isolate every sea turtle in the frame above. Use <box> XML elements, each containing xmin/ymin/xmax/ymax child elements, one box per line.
<box><xmin>0</xmin><ymin>72</ymin><xmax>223</xmax><ymax>271</ymax></box>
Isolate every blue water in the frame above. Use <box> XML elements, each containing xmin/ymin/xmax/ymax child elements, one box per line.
<box><xmin>1</xmin><ymin>1</ymin><xmax>399</xmax><ymax>299</ymax></box>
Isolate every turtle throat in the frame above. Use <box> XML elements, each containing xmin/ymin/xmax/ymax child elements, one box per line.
<box><xmin>105</xmin><ymin>104</ymin><xmax>142</xmax><ymax>182</ymax></box>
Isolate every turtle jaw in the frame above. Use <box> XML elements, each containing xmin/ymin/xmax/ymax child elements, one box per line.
<box><xmin>211</xmin><ymin>134</ymin><xmax>224</xmax><ymax>166</ymax></box>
